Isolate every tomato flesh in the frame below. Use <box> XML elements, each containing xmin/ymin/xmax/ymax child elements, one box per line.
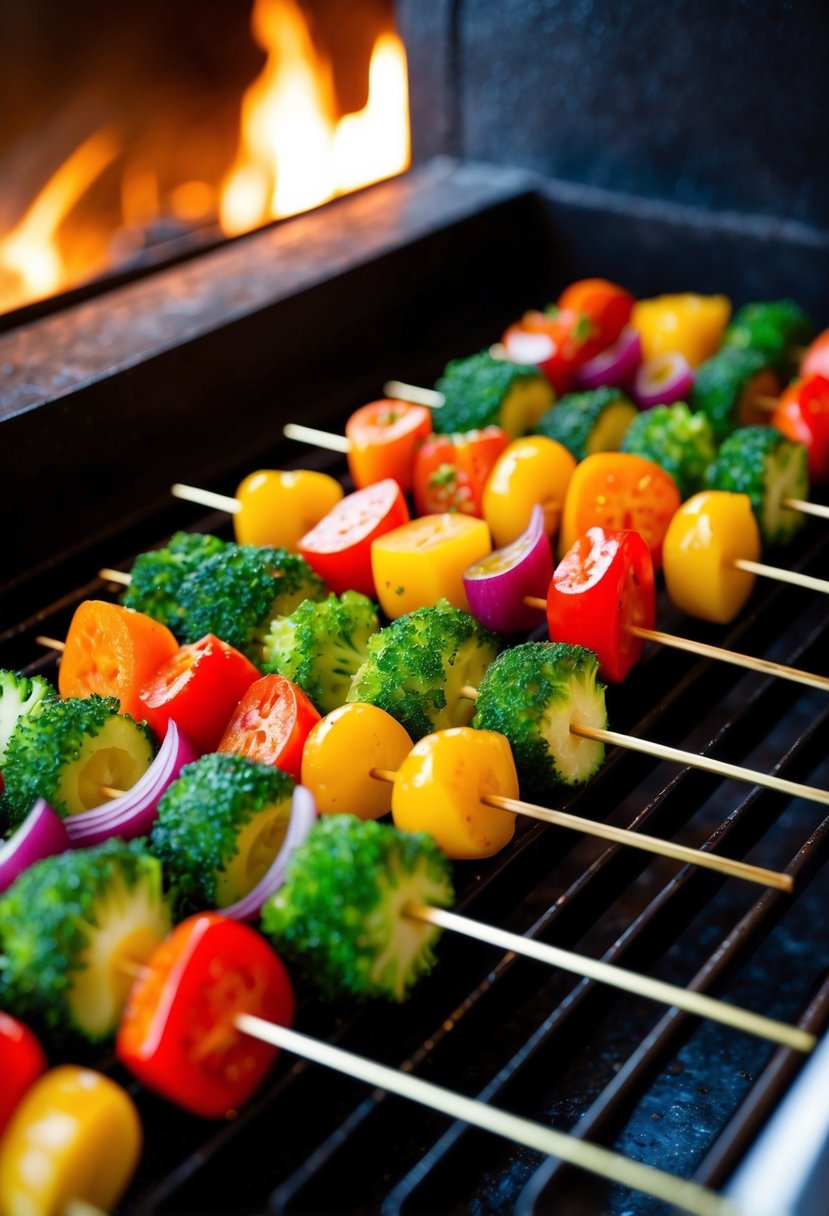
<box><xmin>117</xmin><ymin>913</ymin><xmax>295</xmax><ymax>1119</ymax></box>
<box><xmin>558</xmin><ymin>278</ymin><xmax>635</xmax><ymax>358</ymax></box>
<box><xmin>412</xmin><ymin>426</ymin><xmax>510</xmax><ymax>517</ymax></box>
<box><xmin>218</xmin><ymin>673</ymin><xmax>321</xmax><ymax>780</ymax></box>
<box><xmin>0</xmin><ymin>1012</ymin><xmax>47</xmax><ymax>1136</ymax></box>
<box><xmin>138</xmin><ymin>634</ymin><xmax>260</xmax><ymax>753</ymax></box>
<box><xmin>547</xmin><ymin>528</ymin><xmax>656</xmax><ymax>682</ymax></box>
<box><xmin>298</xmin><ymin>478</ymin><xmax>410</xmax><ymax>595</ymax></box>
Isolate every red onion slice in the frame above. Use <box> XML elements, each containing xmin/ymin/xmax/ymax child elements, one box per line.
<box><xmin>502</xmin><ymin>329</ymin><xmax>556</xmax><ymax>366</ymax></box>
<box><xmin>65</xmin><ymin>721</ymin><xmax>199</xmax><ymax>846</ymax></box>
<box><xmin>0</xmin><ymin>800</ymin><xmax>71</xmax><ymax>893</ymax></box>
<box><xmin>463</xmin><ymin>504</ymin><xmax>552</xmax><ymax>633</ymax></box>
<box><xmin>575</xmin><ymin>326</ymin><xmax>642</xmax><ymax>390</ymax></box>
<box><xmin>222</xmin><ymin>785</ymin><xmax>318</xmax><ymax>922</ymax></box>
<box><xmin>633</xmin><ymin>352</ymin><xmax>695</xmax><ymax>409</ymax></box>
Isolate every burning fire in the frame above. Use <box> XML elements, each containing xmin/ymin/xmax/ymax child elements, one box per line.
<box><xmin>0</xmin><ymin>0</ymin><xmax>409</xmax><ymax>315</ymax></box>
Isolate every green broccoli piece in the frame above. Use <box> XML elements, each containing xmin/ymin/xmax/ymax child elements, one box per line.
<box><xmin>122</xmin><ymin>530</ymin><xmax>229</xmax><ymax>634</ymax></box>
<box><xmin>434</xmin><ymin>350</ymin><xmax>553</xmax><ymax>437</ymax></box>
<box><xmin>473</xmin><ymin>642</ymin><xmax>606</xmax><ymax>797</ymax></box>
<box><xmin>261</xmin><ymin>815</ymin><xmax>454</xmax><ymax>1001</ymax></box>
<box><xmin>705</xmin><ymin>426</ymin><xmax>809</xmax><ymax>548</ymax></box>
<box><xmin>262</xmin><ymin>591</ymin><xmax>380</xmax><ymax>714</ymax></box>
<box><xmin>149</xmin><ymin>752</ymin><xmax>295</xmax><ymax>914</ymax></box>
<box><xmin>691</xmin><ymin>347</ymin><xmax>779</xmax><ymax>443</ymax></box>
<box><xmin>179</xmin><ymin>544</ymin><xmax>326</xmax><ymax>663</ymax></box>
<box><xmin>347</xmin><ymin>600</ymin><xmax>499</xmax><ymax>740</ymax></box>
<box><xmin>620</xmin><ymin>402</ymin><xmax>717</xmax><ymax>498</ymax></box>
<box><xmin>722</xmin><ymin>299</ymin><xmax>813</xmax><ymax>370</ymax></box>
<box><xmin>0</xmin><ymin>838</ymin><xmax>171</xmax><ymax>1041</ymax></box>
<box><xmin>0</xmin><ymin>670</ymin><xmax>56</xmax><ymax>767</ymax></box>
<box><xmin>535</xmin><ymin>386</ymin><xmax>637</xmax><ymax>461</ymax></box>
<box><xmin>2</xmin><ymin>695</ymin><xmax>155</xmax><ymax>826</ymax></box>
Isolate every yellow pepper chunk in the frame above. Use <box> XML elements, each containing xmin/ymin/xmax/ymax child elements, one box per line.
<box><xmin>631</xmin><ymin>293</ymin><xmax>732</xmax><ymax>366</ymax></box>
<box><xmin>483</xmin><ymin>436</ymin><xmax>577</xmax><ymax>548</ymax></box>
<box><xmin>371</xmin><ymin>514</ymin><xmax>491</xmax><ymax>618</ymax></box>
<box><xmin>0</xmin><ymin>1066</ymin><xmax>142</xmax><ymax>1216</ymax></box>
<box><xmin>234</xmin><ymin>469</ymin><xmax>344</xmax><ymax>549</ymax></box>
<box><xmin>662</xmin><ymin>491</ymin><xmax>760</xmax><ymax>624</ymax></box>
<box><xmin>392</xmin><ymin>727</ymin><xmax>519</xmax><ymax>859</ymax></box>
<box><xmin>302</xmin><ymin>702</ymin><xmax>413</xmax><ymax>819</ymax></box>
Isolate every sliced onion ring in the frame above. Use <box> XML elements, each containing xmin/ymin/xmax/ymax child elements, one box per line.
<box><xmin>634</xmin><ymin>352</ymin><xmax>694</xmax><ymax>409</ymax></box>
<box><xmin>463</xmin><ymin>504</ymin><xmax>552</xmax><ymax>633</ymax></box>
<box><xmin>0</xmin><ymin>800</ymin><xmax>71</xmax><ymax>893</ymax></box>
<box><xmin>222</xmin><ymin>784</ymin><xmax>318</xmax><ymax>922</ymax></box>
<box><xmin>65</xmin><ymin>720</ymin><xmax>199</xmax><ymax>847</ymax></box>
<box><xmin>575</xmin><ymin>325</ymin><xmax>642</xmax><ymax>389</ymax></box>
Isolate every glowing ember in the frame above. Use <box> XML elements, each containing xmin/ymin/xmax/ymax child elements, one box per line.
<box><xmin>0</xmin><ymin>1</ymin><xmax>409</xmax><ymax>315</ymax></box>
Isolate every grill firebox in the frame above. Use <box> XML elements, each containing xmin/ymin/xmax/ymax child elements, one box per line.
<box><xmin>2</xmin><ymin>156</ymin><xmax>829</xmax><ymax>1215</ymax></box>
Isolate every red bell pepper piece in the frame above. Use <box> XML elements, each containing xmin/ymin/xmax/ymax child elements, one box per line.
<box><xmin>412</xmin><ymin>426</ymin><xmax>510</xmax><ymax>517</ymax></box>
<box><xmin>771</xmin><ymin>373</ymin><xmax>829</xmax><ymax>483</ymax></box>
<box><xmin>0</xmin><ymin>1011</ymin><xmax>47</xmax><ymax>1136</ymax></box>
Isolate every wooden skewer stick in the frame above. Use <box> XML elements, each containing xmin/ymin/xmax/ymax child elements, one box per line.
<box><xmin>733</xmin><ymin>557</ymin><xmax>829</xmax><ymax>597</ymax></box>
<box><xmin>459</xmin><ymin>684</ymin><xmax>829</xmax><ymax>808</ymax></box>
<box><xmin>283</xmin><ymin>422</ymin><xmax>352</xmax><ymax>454</ymax></box>
<box><xmin>784</xmin><ymin>497</ymin><xmax>829</xmax><ymax>521</ymax></box>
<box><xmin>35</xmin><ymin>635</ymin><xmax>65</xmax><ymax>651</ymax></box>
<box><xmin>235</xmin><ymin>1012</ymin><xmax>742</xmax><ymax>1216</ymax></box>
<box><xmin>171</xmin><ymin>482</ymin><xmax>242</xmax><ymax>515</ymax></box>
<box><xmin>383</xmin><ymin>379</ymin><xmax>444</xmax><ymax>408</ymax></box>
<box><xmin>369</xmin><ymin>768</ymin><xmax>791</xmax><ymax>892</ymax></box>
<box><xmin>99</xmin><ymin>568</ymin><xmax>131</xmax><ymax>586</ymax></box>
<box><xmin>521</xmin><ymin>597</ymin><xmax>829</xmax><ymax>695</ymax></box>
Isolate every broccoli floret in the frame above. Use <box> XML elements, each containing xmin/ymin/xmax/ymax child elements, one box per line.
<box><xmin>0</xmin><ymin>838</ymin><xmax>171</xmax><ymax>1041</ymax></box>
<box><xmin>472</xmin><ymin>642</ymin><xmax>606</xmax><ymax>797</ymax></box>
<box><xmin>722</xmin><ymin>299</ymin><xmax>813</xmax><ymax>370</ymax></box>
<box><xmin>347</xmin><ymin>600</ymin><xmax>499</xmax><ymax>740</ymax></box>
<box><xmin>262</xmin><ymin>591</ymin><xmax>380</xmax><ymax>714</ymax></box>
<box><xmin>434</xmin><ymin>350</ymin><xmax>552</xmax><ymax>437</ymax></box>
<box><xmin>122</xmin><ymin>531</ymin><xmax>229</xmax><ymax>634</ymax></box>
<box><xmin>535</xmin><ymin>386</ymin><xmax>637</xmax><ymax>461</ymax></box>
<box><xmin>261</xmin><ymin>815</ymin><xmax>454</xmax><ymax>1001</ymax></box>
<box><xmin>691</xmin><ymin>348</ymin><xmax>780</xmax><ymax>443</ymax></box>
<box><xmin>179</xmin><ymin>544</ymin><xmax>326</xmax><ymax>663</ymax></box>
<box><xmin>0</xmin><ymin>670</ymin><xmax>56</xmax><ymax>767</ymax></box>
<box><xmin>2</xmin><ymin>695</ymin><xmax>155</xmax><ymax>826</ymax></box>
<box><xmin>620</xmin><ymin>402</ymin><xmax>717</xmax><ymax>498</ymax></box>
<box><xmin>705</xmin><ymin>426</ymin><xmax>809</xmax><ymax>548</ymax></box>
<box><xmin>149</xmin><ymin>752</ymin><xmax>295</xmax><ymax>914</ymax></box>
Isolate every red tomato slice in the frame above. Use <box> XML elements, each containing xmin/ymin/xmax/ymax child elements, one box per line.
<box><xmin>560</xmin><ymin>452</ymin><xmax>681</xmax><ymax>571</ymax></box>
<box><xmin>117</xmin><ymin>913</ymin><xmax>295</xmax><ymax>1118</ymax></box>
<box><xmin>0</xmin><ymin>1012</ymin><xmax>47</xmax><ymax>1136</ymax></box>
<box><xmin>771</xmin><ymin>373</ymin><xmax>829</xmax><ymax>483</ymax></box>
<box><xmin>138</xmin><ymin>634</ymin><xmax>261</xmax><ymax>754</ymax></box>
<box><xmin>217</xmin><ymin>673</ymin><xmax>321</xmax><ymax>780</ymax></box>
<box><xmin>412</xmin><ymin>426</ymin><xmax>510</xmax><ymax>517</ymax></box>
<box><xmin>547</xmin><ymin>528</ymin><xmax>656</xmax><ymax>682</ymax></box>
<box><xmin>298</xmin><ymin>478</ymin><xmax>410</xmax><ymax>596</ymax></box>
<box><xmin>558</xmin><ymin>278</ymin><xmax>635</xmax><ymax>357</ymax></box>
<box><xmin>345</xmin><ymin>400</ymin><xmax>432</xmax><ymax>492</ymax></box>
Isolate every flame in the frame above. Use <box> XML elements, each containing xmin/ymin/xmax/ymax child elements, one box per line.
<box><xmin>219</xmin><ymin>0</ymin><xmax>409</xmax><ymax>234</ymax></box>
<box><xmin>0</xmin><ymin>129</ymin><xmax>120</xmax><ymax>311</ymax></box>
<box><xmin>0</xmin><ymin>2</ymin><xmax>409</xmax><ymax>315</ymax></box>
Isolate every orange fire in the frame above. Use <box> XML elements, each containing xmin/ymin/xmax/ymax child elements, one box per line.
<box><xmin>0</xmin><ymin>0</ymin><xmax>409</xmax><ymax>315</ymax></box>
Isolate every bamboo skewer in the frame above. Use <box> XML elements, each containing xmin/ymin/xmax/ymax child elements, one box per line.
<box><xmin>235</xmin><ymin>1013</ymin><xmax>741</xmax><ymax>1216</ymax></box>
<box><xmin>521</xmin><ymin>597</ymin><xmax>829</xmax><ymax>694</ymax></box>
<box><xmin>733</xmin><ymin>557</ymin><xmax>829</xmax><ymax>597</ymax></box>
<box><xmin>382</xmin><ymin>379</ymin><xmax>444</xmax><ymax>408</ymax></box>
<box><xmin>369</xmin><ymin>768</ymin><xmax>791</xmax><ymax>892</ymax></box>
<box><xmin>170</xmin><ymin>483</ymin><xmax>242</xmax><ymax>515</ymax></box>
<box><xmin>99</xmin><ymin>568</ymin><xmax>131</xmax><ymax>586</ymax></box>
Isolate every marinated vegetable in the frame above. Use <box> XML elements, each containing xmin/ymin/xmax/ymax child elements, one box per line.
<box><xmin>722</xmin><ymin>298</ymin><xmax>813</xmax><ymax>370</ymax></box>
<box><xmin>691</xmin><ymin>347</ymin><xmax>780</xmax><ymax>441</ymax></box>
<box><xmin>662</xmin><ymin>491</ymin><xmax>761</xmax><ymax>623</ymax></box>
<box><xmin>705</xmin><ymin>426</ymin><xmax>808</xmax><ymax>547</ymax></box>
<box><xmin>121</xmin><ymin>530</ymin><xmax>228</xmax><ymax>633</ymax></box>
<box><xmin>620</xmin><ymin>401</ymin><xmax>716</xmax><ymax>498</ymax></box>
<box><xmin>0</xmin><ymin>671</ymin><xmax>55</xmax><ymax>768</ymax></box>
<box><xmin>535</xmin><ymin>386</ymin><xmax>637</xmax><ymax>461</ymax></box>
<box><xmin>371</xmin><ymin>513</ymin><xmax>492</xmax><ymax>617</ymax></box>
<box><xmin>434</xmin><ymin>349</ymin><xmax>552</xmax><ymax>436</ymax></box>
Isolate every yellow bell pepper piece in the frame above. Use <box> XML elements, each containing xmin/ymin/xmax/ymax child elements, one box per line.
<box><xmin>371</xmin><ymin>514</ymin><xmax>491</xmax><ymax>618</ymax></box>
<box><xmin>302</xmin><ymin>702</ymin><xmax>413</xmax><ymax>819</ymax></box>
<box><xmin>0</xmin><ymin>1066</ymin><xmax>142</xmax><ymax>1216</ymax></box>
<box><xmin>392</xmin><ymin>727</ymin><xmax>519</xmax><ymax>859</ymax></box>
<box><xmin>234</xmin><ymin>469</ymin><xmax>344</xmax><ymax>549</ymax></box>
<box><xmin>483</xmin><ymin>436</ymin><xmax>577</xmax><ymax>547</ymax></box>
<box><xmin>631</xmin><ymin>293</ymin><xmax>732</xmax><ymax>366</ymax></box>
<box><xmin>662</xmin><ymin>490</ymin><xmax>760</xmax><ymax>624</ymax></box>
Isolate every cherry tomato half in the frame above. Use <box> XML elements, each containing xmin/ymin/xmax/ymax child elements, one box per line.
<box><xmin>345</xmin><ymin>400</ymin><xmax>432</xmax><ymax>492</ymax></box>
<box><xmin>559</xmin><ymin>452</ymin><xmax>681</xmax><ymax>570</ymax></box>
<box><xmin>771</xmin><ymin>373</ymin><xmax>829</xmax><ymax>483</ymax></box>
<box><xmin>117</xmin><ymin>913</ymin><xmax>295</xmax><ymax>1118</ymax></box>
<box><xmin>0</xmin><ymin>1012</ymin><xmax>47</xmax><ymax>1137</ymax></box>
<box><xmin>138</xmin><ymin>634</ymin><xmax>260</xmax><ymax>753</ymax></box>
<box><xmin>558</xmin><ymin>278</ymin><xmax>635</xmax><ymax>357</ymax></box>
<box><xmin>547</xmin><ymin>528</ymin><xmax>656</xmax><ymax>682</ymax></box>
<box><xmin>412</xmin><ymin>426</ymin><xmax>510</xmax><ymax>517</ymax></box>
<box><xmin>298</xmin><ymin>478</ymin><xmax>410</xmax><ymax>596</ymax></box>
<box><xmin>218</xmin><ymin>672</ymin><xmax>321</xmax><ymax>780</ymax></box>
